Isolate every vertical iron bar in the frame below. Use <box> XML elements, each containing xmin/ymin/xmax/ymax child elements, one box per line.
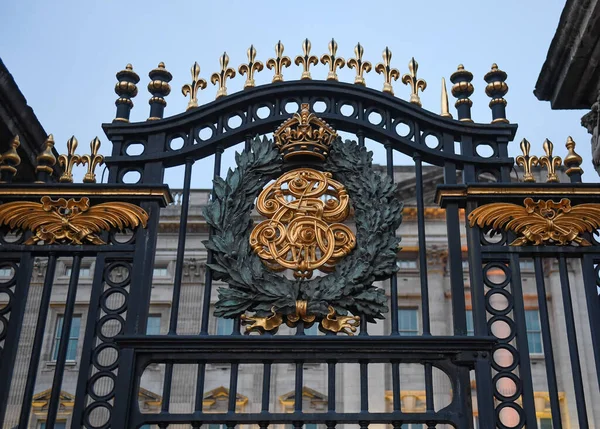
<box><xmin>424</xmin><ymin>364</ymin><xmax>434</xmax><ymax>412</ymax></box>
<box><xmin>581</xmin><ymin>255</ymin><xmax>600</xmax><ymax>392</ymax></box>
<box><xmin>295</xmin><ymin>361</ymin><xmax>303</xmax><ymax>413</ymax></box>
<box><xmin>245</xmin><ymin>134</ymin><xmax>252</xmax><ymax>152</ymax></box>
<box><xmin>327</xmin><ymin>362</ymin><xmax>336</xmax><ymax>412</ymax></box>
<box><xmin>228</xmin><ymin>362</ymin><xmax>239</xmax><ymax>412</ymax></box>
<box><xmin>201</xmin><ymin>146</ymin><xmax>224</xmax><ymax>334</ymax></box>
<box><xmin>360</xmin><ymin>362</ymin><xmax>368</xmax><ymax>413</ymax></box>
<box><xmin>261</xmin><ymin>363</ymin><xmax>272</xmax><ymax>412</ymax></box>
<box><xmin>357</xmin><ymin>129</ymin><xmax>365</xmax><ymax>148</ymax></box>
<box><xmin>46</xmin><ymin>255</ymin><xmax>81</xmax><ymax>429</ymax></box>
<box><xmin>385</xmin><ymin>142</ymin><xmax>399</xmax><ymax>335</ymax></box>
<box><xmin>391</xmin><ymin>362</ymin><xmax>401</xmax><ymax>412</ymax></box>
<box><xmin>558</xmin><ymin>256</ymin><xmax>589</xmax><ymax>427</ymax></box>
<box><xmin>413</xmin><ymin>154</ymin><xmax>431</xmax><ymax>335</ymax></box>
<box><xmin>17</xmin><ymin>254</ymin><xmax>57</xmax><ymax>429</ymax></box>
<box><xmin>533</xmin><ymin>257</ymin><xmax>563</xmax><ymax>428</ymax></box>
<box><xmin>192</xmin><ymin>362</ymin><xmax>206</xmax><ymax>429</ymax></box>
<box><xmin>161</xmin><ymin>158</ymin><xmax>194</xmax><ymax>413</ymax></box>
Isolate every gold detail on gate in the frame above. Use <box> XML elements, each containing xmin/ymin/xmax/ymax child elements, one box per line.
<box><xmin>0</xmin><ymin>135</ymin><xmax>21</xmax><ymax>179</ymax></box>
<box><xmin>402</xmin><ymin>57</ymin><xmax>427</xmax><ymax>106</ymax></box>
<box><xmin>375</xmin><ymin>47</ymin><xmax>400</xmax><ymax>95</ymax></box>
<box><xmin>250</xmin><ymin>168</ymin><xmax>356</xmax><ymax>279</ymax></box>
<box><xmin>241</xmin><ymin>308</ymin><xmax>284</xmax><ymax>333</ymax></box>
<box><xmin>468</xmin><ymin>198</ymin><xmax>600</xmax><ymax>246</ymax></box>
<box><xmin>347</xmin><ymin>42</ymin><xmax>372</xmax><ymax>86</ymax></box>
<box><xmin>440</xmin><ymin>78</ymin><xmax>452</xmax><ymax>118</ymax></box>
<box><xmin>516</xmin><ymin>138</ymin><xmax>538</xmax><ymax>183</ymax></box>
<box><xmin>539</xmin><ymin>139</ymin><xmax>562</xmax><ymax>183</ymax></box>
<box><xmin>210</xmin><ymin>52</ymin><xmax>236</xmax><ymax>99</ymax></box>
<box><xmin>286</xmin><ymin>300</ymin><xmax>317</xmax><ymax>326</ymax></box>
<box><xmin>58</xmin><ymin>136</ymin><xmax>82</xmax><ymax>183</ymax></box>
<box><xmin>274</xmin><ymin>103</ymin><xmax>337</xmax><ymax>161</ymax></box>
<box><xmin>239</xmin><ymin>45</ymin><xmax>264</xmax><ymax>89</ymax></box>
<box><xmin>321</xmin><ymin>306</ymin><xmax>360</xmax><ymax>335</ymax></box>
<box><xmin>0</xmin><ymin>196</ymin><xmax>149</xmax><ymax>245</ymax></box>
<box><xmin>35</xmin><ymin>135</ymin><xmax>57</xmax><ymax>180</ymax></box>
<box><xmin>320</xmin><ymin>38</ymin><xmax>345</xmax><ymax>81</ymax></box>
<box><xmin>564</xmin><ymin>136</ymin><xmax>583</xmax><ymax>177</ymax></box>
<box><xmin>181</xmin><ymin>62</ymin><xmax>207</xmax><ymax>110</ymax></box>
<box><xmin>295</xmin><ymin>38</ymin><xmax>318</xmax><ymax>80</ymax></box>
<box><xmin>266</xmin><ymin>40</ymin><xmax>291</xmax><ymax>83</ymax></box>
<box><xmin>81</xmin><ymin>137</ymin><xmax>104</xmax><ymax>183</ymax></box>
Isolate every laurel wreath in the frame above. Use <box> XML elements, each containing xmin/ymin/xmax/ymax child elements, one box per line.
<box><xmin>203</xmin><ymin>136</ymin><xmax>403</xmax><ymax>323</ymax></box>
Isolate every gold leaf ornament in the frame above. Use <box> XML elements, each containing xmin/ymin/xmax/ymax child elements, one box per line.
<box><xmin>181</xmin><ymin>62</ymin><xmax>207</xmax><ymax>110</ymax></box>
<box><xmin>238</xmin><ymin>44</ymin><xmax>264</xmax><ymax>89</ymax></box>
<box><xmin>320</xmin><ymin>38</ymin><xmax>345</xmax><ymax>81</ymax></box>
<box><xmin>0</xmin><ymin>196</ymin><xmax>149</xmax><ymax>245</ymax></box>
<box><xmin>375</xmin><ymin>47</ymin><xmax>400</xmax><ymax>95</ymax></box>
<box><xmin>347</xmin><ymin>42</ymin><xmax>372</xmax><ymax>86</ymax></box>
<box><xmin>294</xmin><ymin>38</ymin><xmax>318</xmax><ymax>80</ymax></box>
<box><xmin>266</xmin><ymin>40</ymin><xmax>291</xmax><ymax>83</ymax></box>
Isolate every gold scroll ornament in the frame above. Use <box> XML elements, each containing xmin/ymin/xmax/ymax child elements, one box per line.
<box><xmin>250</xmin><ymin>168</ymin><xmax>356</xmax><ymax>279</ymax></box>
<box><xmin>468</xmin><ymin>197</ymin><xmax>600</xmax><ymax>246</ymax></box>
<box><xmin>0</xmin><ymin>196</ymin><xmax>148</xmax><ymax>245</ymax></box>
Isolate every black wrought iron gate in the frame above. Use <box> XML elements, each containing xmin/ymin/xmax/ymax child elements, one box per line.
<box><xmin>0</xmin><ymin>43</ymin><xmax>599</xmax><ymax>429</ymax></box>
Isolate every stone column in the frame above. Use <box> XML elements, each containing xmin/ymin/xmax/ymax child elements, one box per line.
<box><xmin>582</xmin><ymin>96</ymin><xmax>600</xmax><ymax>175</ymax></box>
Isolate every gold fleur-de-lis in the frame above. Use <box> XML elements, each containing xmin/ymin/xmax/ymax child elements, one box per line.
<box><xmin>539</xmin><ymin>139</ymin><xmax>562</xmax><ymax>183</ymax></box>
<box><xmin>266</xmin><ymin>40</ymin><xmax>291</xmax><ymax>83</ymax></box>
<box><xmin>320</xmin><ymin>38</ymin><xmax>345</xmax><ymax>81</ymax></box>
<box><xmin>58</xmin><ymin>136</ymin><xmax>82</xmax><ymax>183</ymax></box>
<box><xmin>81</xmin><ymin>137</ymin><xmax>104</xmax><ymax>183</ymax></box>
<box><xmin>375</xmin><ymin>47</ymin><xmax>400</xmax><ymax>95</ymax></box>
<box><xmin>347</xmin><ymin>42</ymin><xmax>372</xmax><ymax>86</ymax></box>
<box><xmin>210</xmin><ymin>52</ymin><xmax>236</xmax><ymax>99</ymax></box>
<box><xmin>181</xmin><ymin>62</ymin><xmax>207</xmax><ymax>110</ymax></box>
<box><xmin>401</xmin><ymin>57</ymin><xmax>427</xmax><ymax>106</ymax></box>
<box><xmin>515</xmin><ymin>138</ymin><xmax>538</xmax><ymax>183</ymax></box>
<box><xmin>295</xmin><ymin>38</ymin><xmax>318</xmax><ymax>80</ymax></box>
<box><xmin>239</xmin><ymin>45</ymin><xmax>264</xmax><ymax>89</ymax></box>
<box><xmin>440</xmin><ymin>78</ymin><xmax>452</xmax><ymax>118</ymax></box>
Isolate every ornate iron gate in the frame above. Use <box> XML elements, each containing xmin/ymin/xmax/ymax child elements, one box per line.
<box><xmin>0</xmin><ymin>41</ymin><xmax>599</xmax><ymax>429</ymax></box>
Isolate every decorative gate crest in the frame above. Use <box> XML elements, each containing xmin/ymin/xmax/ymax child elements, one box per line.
<box><xmin>203</xmin><ymin>104</ymin><xmax>403</xmax><ymax>334</ymax></box>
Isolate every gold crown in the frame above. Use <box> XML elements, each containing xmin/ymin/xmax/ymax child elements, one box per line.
<box><xmin>274</xmin><ymin>103</ymin><xmax>337</xmax><ymax>161</ymax></box>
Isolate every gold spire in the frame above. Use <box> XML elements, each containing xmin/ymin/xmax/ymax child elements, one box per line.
<box><xmin>35</xmin><ymin>134</ymin><xmax>57</xmax><ymax>182</ymax></box>
<box><xmin>401</xmin><ymin>57</ymin><xmax>427</xmax><ymax>106</ymax></box>
<box><xmin>440</xmin><ymin>78</ymin><xmax>452</xmax><ymax>118</ymax></box>
<box><xmin>266</xmin><ymin>40</ymin><xmax>291</xmax><ymax>83</ymax></box>
<box><xmin>239</xmin><ymin>45</ymin><xmax>264</xmax><ymax>89</ymax></box>
<box><xmin>294</xmin><ymin>38</ymin><xmax>318</xmax><ymax>80</ymax></box>
<box><xmin>564</xmin><ymin>136</ymin><xmax>583</xmax><ymax>177</ymax></box>
<box><xmin>0</xmin><ymin>135</ymin><xmax>21</xmax><ymax>181</ymax></box>
<box><xmin>210</xmin><ymin>52</ymin><xmax>236</xmax><ymax>99</ymax></box>
<box><xmin>320</xmin><ymin>38</ymin><xmax>345</xmax><ymax>81</ymax></box>
<box><xmin>81</xmin><ymin>137</ymin><xmax>104</xmax><ymax>183</ymax></box>
<box><xmin>375</xmin><ymin>47</ymin><xmax>400</xmax><ymax>95</ymax></box>
<box><xmin>181</xmin><ymin>62</ymin><xmax>207</xmax><ymax>110</ymax></box>
<box><xmin>58</xmin><ymin>136</ymin><xmax>81</xmax><ymax>183</ymax></box>
<box><xmin>347</xmin><ymin>43</ymin><xmax>372</xmax><ymax>86</ymax></box>
<box><xmin>515</xmin><ymin>138</ymin><xmax>538</xmax><ymax>183</ymax></box>
<box><xmin>539</xmin><ymin>139</ymin><xmax>562</xmax><ymax>183</ymax></box>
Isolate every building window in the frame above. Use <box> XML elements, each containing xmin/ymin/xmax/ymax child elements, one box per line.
<box><xmin>40</xmin><ymin>423</ymin><xmax>66</xmax><ymax>429</ymax></box>
<box><xmin>65</xmin><ymin>267</ymin><xmax>91</xmax><ymax>277</ymax></box>
<box><xmin>52</xmin><ymin>315</ymin><xmax>81</xmax><ymax>361</ymax></box>
<box><xmin>153</xmin><ymin>267</ymin><xmax>169</xmax><ymax>277</ymax></box>
<box><xmin>398</xmin><ymin>308</ymin><xmax>419</xmax><ymax>336</ymax></box>
<box><xmin>0</xmin><ymin>267</ymin><xmax>14</xmax><ymax>277</ymax></box>
<box><xmin>525</xmin><ymin>310</ymin><xmax>543</xmax><ymax>354</ymax></box>
<box><xmin>216</xmin><ymin>317</ymin><xmax>234</xmax><ymax>335</ymax></box>
<box><xmin>397</xmin><ymin>259</ymin><xmax>417</xmax><ymax>270</ymax></box>
<box><xmin>538</xmin><ymin>418</ymin><xmax>552</xmax><ymax>428</ymax></box>
<box><xmin>466</xmin><ymin>310</ymin><xmax>474</xmax><ymax>336</ymax></box>
<box><xmin>519</xmin><ymin>259</ymin><xmax>534</xmax><ymax>271</ymax></box>
<box><xmin>146</xmin><ymin>315</ymin><xmax>161</xmax><ymax>335</ymax></box>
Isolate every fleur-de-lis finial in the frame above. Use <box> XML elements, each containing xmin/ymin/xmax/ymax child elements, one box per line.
<box><xmin>347</xmin><ymin>42</ymin><xmax>372</xmax><ymax>86</ymax></box>
<box><xmin>239</xmin><ymin>45</ymin><xmax>264</xmax><ymax>89</ymax></box>
<box><xmin>516</xmin><ymin>138</ymin><xmax>538</xmax><ymax>183</ymax></box>
<box><xmin>375</xmin><ymin>47</ymin><xmax>400</xmax><ymax>95</ymax></box>
<box><xmin>320</xmin><ymin>38</ymin><xmax>345</xmax><ymax>81</ymax></box>
<box><xmin>295</xmin><ymin>38</ymin><xmax>318</xmax><ymax>80</ymax></box>
<box><xmin>539</xmin><ymin>139</ymin><xmax>562</xmax><ymax>183</ymax></box>
<box><xmin>181</xmin><ymin>62</ymin><xmax>207</xmax><ymax>110</ymax></box>
<box><xmin>81</xmin><ymin>137</ymin><xmax>104</xmax><ymax>183</ymax></box>
<box><xmin>58</xmin><ymin>136</ymin><xmax>82</xmax><ymax>183</ymax></box>
<box><xmin>401</xmin><ymin>57</ymin><xmax>427</xmax><ymax>106</ymax></box>
<box><xmin>210</xmin><ymin>52</ymin><xmax>236</xmax><ymax>99</ymax></box>
<box><xmin>266</xmin><ymin>40</ymin><xmax>291</xmax><ymax>83</ymax></box>
<box><xmin>564</xmin><ymin>136</ymin><xmax>584</xmax><ymax>179</ymax></box>
<box><xmin>440</xmin><ymin>78</ymin><xmax>452</xmax><ymax>118</ymax></box>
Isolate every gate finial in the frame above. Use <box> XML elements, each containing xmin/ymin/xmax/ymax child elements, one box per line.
<box><xmin>147</xmin><ymin>62</ymin><xmax>172</xmax><ymax>120</ymax></box>
<box><xmin>266</xmin><ymin>40</ymin><xmax>291</xmax><ymax>83</ymax></box>
<box><xmin>239</xmin><ymin>45</ymin><xmax>264</xmax><ymax>89</ymax></box>
<box><xmin>35</xmin><ymin>134</ymin><xmax>57</xmax><ymax>184</ymax></box>
<box><xmin>375</xmin><ymin>47</ymin><xmax>400</xmax><ymax>95</ymax></box>
<box><xmin>450</xmin><ymin>64</ymin><xmax>474</xmax><ymax>122</ymax></box>
<box><xmin>211</xmin><ymin>52</ymin><xmax>236</xmax><ymax>99</ymax></box>
<box><xmin>484</xmin><ymin>63</ymin><xmax>509</xmax><ymax>123</ymax></box>
<box><xmin>564</xmin><ymin>136</ymin><xmax>583</xmax><ymax>182</ymax></box>
<box><xmin>539</xmin><ymin>139</ymin><xmax>562</xmax><ymax>183</ymax></box>
<box><xmin>440</xmin><ymin>78</ymin><xmax>452</xmax><ymax>118</ymax></box>
<box><xmin>81</xmin><ymin>137</ymin><xmax>104</xmax><ymax>184</ymax></box>
<box><xmin>181</xmin><ymin>62</ymin><xmax>207</xmax><ymax>110</ymax></box>
<box><xmin>347</xmin><ymin>42</ymin><xmax>372</xmax><ymax>86</ymax></box>
<box><xmin>0</xmin><ymin>135</ymin><xmax>21</xmax><ymax>183</ymax></box>
<box><xmin>114</xmin><ymin>64</ymin><xmax>140</xmax><ymax>122</ymax></box>
<box><xmin>295</xmin><ymin>38</ymin><xmax>318</xmax><ymax>80</ymax></box>
<box><xmin>321</xmin><ymin>38</ymin><xmax>345</xmax><ymax>81</ymax></box>
<box><xmin>516</xmin><ymin>138</ymin><xmax>538</xmax><ymax>183</ymax></box>
<box><xmin>58</xmin><ymin>136</ymin><xmax>81</xmax><ymax>183</ymax></box>
<box><xmin>401</xmin><ymin>57</ymin><xmax>427</xmax><ymax>106</ymax></box>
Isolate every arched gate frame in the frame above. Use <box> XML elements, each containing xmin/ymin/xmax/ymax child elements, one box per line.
<box><xmin>0</xmin><ymin>59</ymin><xmax>599</xmax><ymax>429</ymax></box>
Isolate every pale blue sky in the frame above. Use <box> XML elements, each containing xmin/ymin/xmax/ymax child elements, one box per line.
<box><xmin>1</xmin><ymin>0</ymin><xmax>594</xmax><ymax>187</ymax></box>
